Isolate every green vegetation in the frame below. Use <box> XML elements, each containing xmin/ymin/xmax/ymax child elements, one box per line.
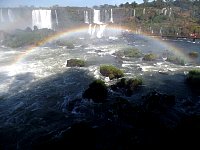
<box><xmin>56</xmin><ymin>40</ymin><xmax>75</xmax><ymax>49</ymax></box>
<box><xmin>111</xmin><ymin>77</ymin><xmax>143</xmax><ymax>96</ymax></box>
<box><xmin>187</xmin><ymin>69</ymin><xmax>200</xmax><ymax>86</ymax></box>
<box><xmin>66</xmin><ymin>59</ymin><xmax>86</xmax><ymax>67</ymax></box>
<box><xmin>188</xmin><ymin>52</ymin><xmax>199</xmax><ymax>59</ymax></box>
<box><xmin>166</xmin><ymin>55</ymin><xmax>185</xmax><ymax>65</ymax></box>
<box><xmin>123</xmin><ymin>47</ymin><xmax>142</xmax><ymax>58</ymax></box>
<box><xmin>3</xmin><ymin>28</ymin><xmax>54</xmax><ymax>48</ymax></box>
<box><xmin>82</xmin><ymin>79</ymin><xmax>108</xmax><ymax>103</ymax></box>
<box><xmin>143</xmin><ymin>53</ymin><xmax>157</xmax><ymax>61</ymax></box>
<box><xmin>100</xmin><ymin>65</ymin><xmax>124</xmax><ymax>80</ymax></box>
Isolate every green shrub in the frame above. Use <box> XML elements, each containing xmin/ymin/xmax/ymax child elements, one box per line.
<box><xmin>123</xmin><ymin>47</ymin><xmax>142</xmax><ymax>58</ymax></box>
<box><xmin>100</xmin><ymin>65</ymin><xmax>124</xmax><ymax>80</ymax></box>
<box><xmin>187</xmin><ymin>69</ymin><xmax>200</xmax><ymax>86</ymax></box>
<box><xmin>188</xmin><ymin>52</ymin><xmax>199</xmax><ymax>58</ymax></box>
<box><xmin>56</xmin><ymin>40</ymin><xmax>75</xmax><ymax>49</ymax></box>
<box><xmin>143</xmin><ymin>53</ymin><xmax>157</xmax><ymax>61</ymax></box>
<box><xmin>3</xmin><ymin>28</ymin><xmax>54</xmax><ymax>48</ymax></box>
<box><xmin>66</xmin><ymin>59</ymin><xmax>86</xmax><ymax>67</ymax></box>
<box><xmin>115</xmin><ymin>47</ymin><xmax>142</xmax><ymax>58</ymax></box>
<box><xmin>166</xmin><ymin>55</ymin><xmax>185</xmax><ymax>65</ymax></box>
<box><xmin>82</xmin><ymin>79</ymin><xmax>108</xmax><ymax>103</ymax></box>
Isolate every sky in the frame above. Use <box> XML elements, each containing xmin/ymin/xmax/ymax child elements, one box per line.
<box><xmin>0</xmin><ymin>0</ymin><xmax>144</xmax><ymax>7</ymax></box>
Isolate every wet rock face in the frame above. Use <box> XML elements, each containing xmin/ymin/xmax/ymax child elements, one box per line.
<box><xmin>142</xmin><ymin>91</ymin><xmax>175</xmax><ymax>112</ymax></box>
<box><xmin>82</xmin><ymin>79</ymin><xmax>108</xmax><ymax>103</ymax></box>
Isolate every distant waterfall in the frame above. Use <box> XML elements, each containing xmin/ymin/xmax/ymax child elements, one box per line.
<box><xmin>93</xmin><ymin>9</ymin><xmax>101</xmax><ymax>24</ymax></box>
<box><xmin>0</xmin><ymin>9</ymin><xmax>4</xmax><ymax>22</ymax></box>
<box><xmin>55</xmin><ymin>10</ymin><xmax>58</xmax><ymax>26</ymax></box>
<box><xmin>143</xmin><ymin>8</ymin><xmax>146</xmax><ymax>15</ymax></box>
<box><xmin>84</xmin><ymin>10</ymin><xmax>89</xmax><ymax>24</ymax></box>
<box><xmin>32</xmin><ymin>9</ymin><xmax>52</xmax><ymax>29</ymax></box>
<box><xmin>8</xmin><ymin>9</ymin><xmax>14</xmax><ymax>22</ymax></box>
<box><xmin>87</xmin><ymin>9</ymin><xmax>106</xmax><ymax>38</ymax></box>
<box><xmin>169</xmin><ymin>8</ymin><xmax>172</xmax><ymax>17</ymax></box>
<box><xmin>133</xmin><ymin>9</ymin><xmax>136</xmax><ymax>17</ymax></box>
<box><xmin>110</xmin><ymin>9</ymin><xmax>113</xmax><ymax>23</ymax></box>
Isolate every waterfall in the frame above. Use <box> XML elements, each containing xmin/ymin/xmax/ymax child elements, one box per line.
<box><xmin>133</xmin><ymin>9</ymin><xmax>136</xmax><ymax>17</ymax></box>
<box><xmin>32</xmin><ymin>9</ymin><xmax>52</xmax><ymax>29</ymax></box>
<box><xmin>88</xmin><ymin>9</ymin><xmax>107</xmax><ymax>38</ymax></box>
<box><xmin>97</xmin><ymin>24</ymin><xmax>107</xmax><ymax>38</ymax></box>
<box><xmin>55</xmin><ymin>10</ymin><xmax>58</xmax><ymax>26</ymax></box>
<box><xmin>84</xmin><ymin>10</ymin><xmax>89</xmax><ymax>24</ymax></box>
<box><xmin>0</xmin><ymin>9</ymin><xmax>4</xmax><ymax>22</ymax></box>
<box><xmin>93</xmin><ymin>9</ymin><xmax>101</xmax><ymax>24</ymax></box>
<box><xmin>143</xmin><ymin>8</ymin><xmax>146</xmax><ymax>15</ymax></box>
<box><xmin>110</xmin><ymin>9</ymin><xmax>113</xmax><ymax>23</ymax></box>
<box><xmin>160</xmin><ymin>28</ymin><xmax>162</xmax><ymax>35</ymax></box>
<box><xmin>164</xmin><ymin>9</ymin><xmax>167</xmax><ymax>15</ymax></box>
<box><xmin>8</xmin><ymin>9</ymin><xmax>14</xmax><ymax>22</ymax></box>
<box><xmin>169</xmin><ymin>8</ymin><xmax>172</xmax><ymax>17</ymax></box>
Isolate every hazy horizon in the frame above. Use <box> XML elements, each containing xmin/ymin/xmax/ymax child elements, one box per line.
<box><xmin>0</xmin><ymin>0</ymin><xmax>147</xmax><ymax>7</ymax></box>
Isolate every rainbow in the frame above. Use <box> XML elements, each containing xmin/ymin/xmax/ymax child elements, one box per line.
<box><xmin>12</xmin><ymin>24</ymin><xmax>189</xmax><ymax>64</ymax></box>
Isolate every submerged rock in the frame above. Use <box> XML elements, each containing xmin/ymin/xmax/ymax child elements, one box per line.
<box><xmin>66</xmin><ymin>59</ymin><xmax>86</xmax><ymax>67</ymax></box>
<box><xmin>142</xmin><ymin>91</ymin><xmax>175</xmax><ymax>112</ymax></box>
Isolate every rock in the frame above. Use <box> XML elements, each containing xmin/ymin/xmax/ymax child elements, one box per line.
<box><xmin>82</xmin><ymin>80</ymin><xmax>108</xmax><ymax>103</ymax></box>
<box><xmin>66</xmin><ymin>59</ymin><xmax>86</xmax><ymax>67</ymax></box>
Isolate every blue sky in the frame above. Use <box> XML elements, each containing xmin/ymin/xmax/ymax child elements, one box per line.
<box><xmin>0</xmin><ymin>0</ymin><xmax>144</xmax><ymax>7</ymax></box>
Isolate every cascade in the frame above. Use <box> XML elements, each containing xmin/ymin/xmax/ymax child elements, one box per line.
<box><xmin>93</xmin><ymin>9</ymin><xmax>101</xmax><ymax>24</ymax></box>
<box><xmin>55</xmin><ymin>10</ymin><xmax>58</xmax><ymax>26</ymax></box>
<box><xmin>104</xmin><ymin>9</ymin><xmax>110</xmax><ymax>23</ymax></box>
<box><xmin>169</xmin><ymin>8</ymin><xmax>172</xmax><ymax>17</ymax></box>
<box><xmin>88</xmin><ymin>9</ymin><xmax>106</xmax><ymax>38</ymax></box>
<box><xmin>133</xmin><ymin>9</ymin><xmax>136</xmax><ymax>17</ymax></box>
<box><xmin>32</xmin><ymin>9</ymin><xmax>52</xmax><ymax>29</ymax></box>
<box><xmin>84</xmin><ymin>10</ymin><xmax>89</xmax><ymax>24</ymax></box>
<box><xmin>8</xmin><ymin>9</ymin><xmax>14</xmax><ymax>22</ymax></box>
<box><xmin>143</xmin><ymin>8</ymin><xmax>146</xmax><ymax>15</ymax></box>
<box><xmin>0</xmin><ymin>9</ymin><xmax>4</xmax><ymax>22</ymax></box>
<box><xmin>110</xmin><ymin>9</ymin><xmax>113</xmax><ymax>23</ymax></box>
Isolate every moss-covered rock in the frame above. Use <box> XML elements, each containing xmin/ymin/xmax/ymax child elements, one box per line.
<box><xmin>114</xmin><ymin>47</ymin><xmax>142</xmax><ymax>58</ymax></box>
<box><xmin>143</xmin><ymin>53</ymin><xmax>157</xmax><ymax>61</ymax></box>
<box><xmin>111</xmin><ymin>78</ymin><xmax>143</xmax><ymax>96</ymax></box>
<box><xmin>56</xmin><ymin>40</ymin><xmax>75</xmax><ymax>49</ymax></box>
<box><xmin>186</xmin><ymin>69</ymin><xmax>200</xmax><ymax>86</ymax></box>
<box><xmin>100</xmin><ymin>65</ymin><xmax>124</xmax><ymax>80</ymax></box>
<box><xmin>82</xmin><ymin>79</ymin><xmax>108</xmax><ymax>103</ymax></box>
<box><xmin>66</xmin><ymin>59</ymin><xmax>86</xmax><ymax>67</ymax></box>
<box><xmin>166</xmin><ymin>55</ymin><xmax>185</xmax><ymax>65</ymax></box>
<box><xmin>188</xmin><ymin>51</ymin><xmax>199</xmax><ymax>59</ymax></box>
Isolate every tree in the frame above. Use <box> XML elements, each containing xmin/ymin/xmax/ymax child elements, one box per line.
<box><xmin>143</xmin><ymin>0</ymin><xmax>149</xmax><ymax>6</ymax></box>
<box><xmin>131</xmin><ymin>1</ymin><xmax>138</xmax><ymax>7</ymax></box>
<box><xmin>156</xmin><ymin>0</ymin><xmax>165</xmax><ymax>8</ymax></box>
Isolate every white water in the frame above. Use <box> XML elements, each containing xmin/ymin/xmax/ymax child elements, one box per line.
<box><xmin>88</xmin><ymin>9</ymin><xmax>107</xmax><ymax>38</ymax></box>
<box><xmin>143</xmin><ymin>8</ymin><xmax>145</xmax><ymax>15</ymax></box>
<box><xmin>0</xmin><ymin>9</ymin><xmax>4</xmax><ymax>22</ymax></box>
<box><xmin>55</xmin><ymin>10</ymin><xmax>58</xmax><ymax>26</ymax></box>
<box><xmin>93</xmin><ymin>9</ymin><xmax>101</xmax><ymax>24</ymax></box>
<box><xmin>110</xmin><ymin>9</ymin><xmax>114</xmax><ymax>23</ymax></box>
<box><xmin>8</xmin><ymin>9</ymin><xmax>14</xmax><ymax>22</ymax></box>
<box><xmin>84</xmin><ymin>10</ymin><xmax>89</xmax><ymax>24</ymax></box>
<box><xmin>169</xmin><ymin>8</ymin><xmax>172</xmax><ymax>17</ymax></box>
<box><xmin>133</xmin><ymin>9</ymin><xmax>136</xmax><ymax>17</ymax></box>
<box><xmin>32</xmin><ymin>9</ymin><xmax>52</xmax><ymax>29</ymax></box>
